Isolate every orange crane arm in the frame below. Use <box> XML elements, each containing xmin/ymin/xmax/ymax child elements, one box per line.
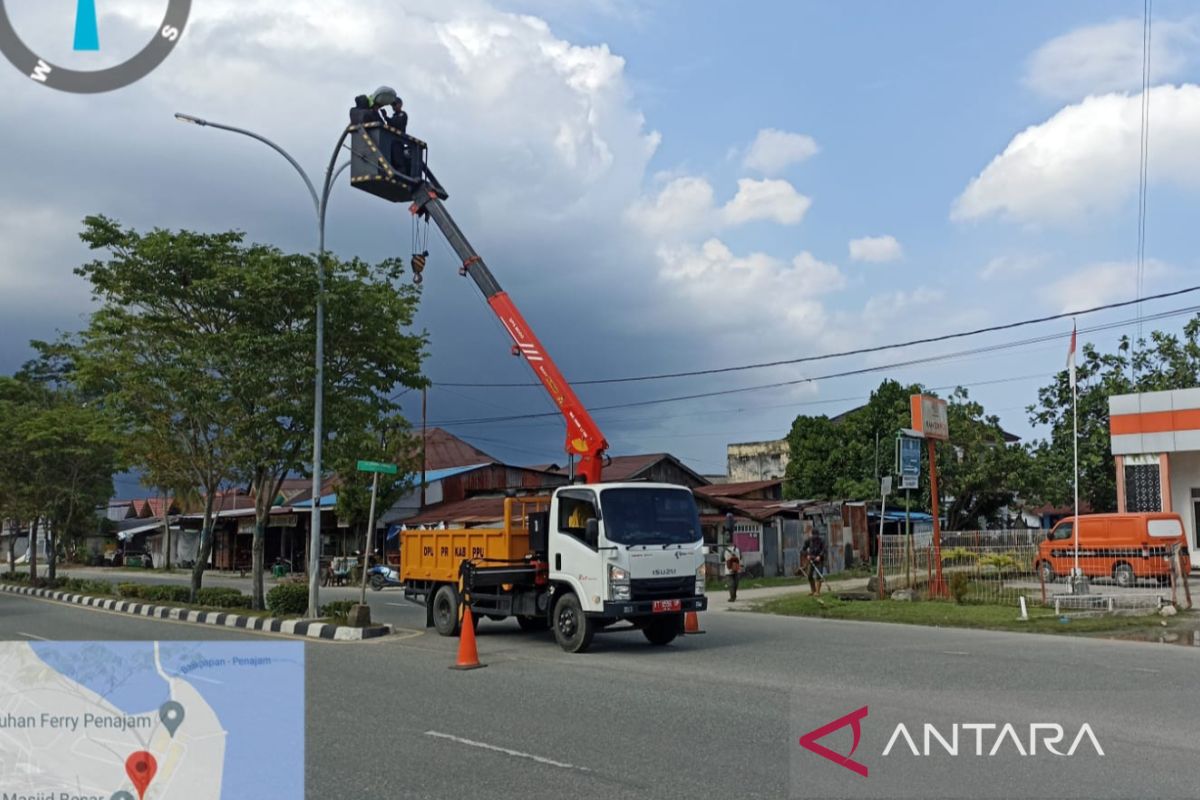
<box><xmin>410</xmin><ymin>184</ymin><xmax>609</xmax><ymax>483</ymax></box>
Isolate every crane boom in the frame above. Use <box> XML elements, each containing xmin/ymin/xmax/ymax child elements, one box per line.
<box><xmin>410</xmin><ymin>183</ymin><xmax>609</xmax><ymax>483</ymax></box>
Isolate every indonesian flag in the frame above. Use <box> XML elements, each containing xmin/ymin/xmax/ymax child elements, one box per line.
<box><xmin>1066</xmin><ymin>322</ymin><xmax>1077</xmax><ymax>389</ymax></box>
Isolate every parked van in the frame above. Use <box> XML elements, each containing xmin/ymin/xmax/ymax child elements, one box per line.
<box><xmin>1036</xmin><ymin>513</ymin><xmax>1191</xmax><ymax>587</ymax></box>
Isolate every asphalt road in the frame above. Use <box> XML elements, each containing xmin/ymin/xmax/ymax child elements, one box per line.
<box><xmin>2</xmin><ymin>590</ymin><xmax>1198</xmax><ymax>799</ymax></box>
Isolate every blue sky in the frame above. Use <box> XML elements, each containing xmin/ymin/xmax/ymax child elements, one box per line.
<box><xmin>2</xmin><ymin>0</ymin><xmax>1200</xmax><ymax>487</ymax></box>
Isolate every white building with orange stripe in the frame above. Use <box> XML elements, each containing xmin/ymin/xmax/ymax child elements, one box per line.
<box><xmin>1109</xmin><ymin>388</ymin><xmax>1200</xmax><ymax>556</ymax></box>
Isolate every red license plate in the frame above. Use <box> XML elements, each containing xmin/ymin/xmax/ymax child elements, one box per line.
<box><xmin>652</xmin><ymin>599</ymin><xmax>682</xmax><ymax>613</ymax></box>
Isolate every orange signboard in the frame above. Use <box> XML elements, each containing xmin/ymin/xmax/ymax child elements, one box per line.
<box><xmin>910</xmin><ymin>394</ymin><xmax>949</xmax><ymax>441</ymax></box>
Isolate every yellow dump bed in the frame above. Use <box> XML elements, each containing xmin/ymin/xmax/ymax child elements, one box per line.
<box><xmin>400</xmin><ymin>497</ymin><xmax>547</xmax><ymax>584</ymax></box>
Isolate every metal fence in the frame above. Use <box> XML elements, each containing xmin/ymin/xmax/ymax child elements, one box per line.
<box><xmin>877</xmin><ymin>530</ymin><xmax>1192</xmax><ymax>609</ymax></box>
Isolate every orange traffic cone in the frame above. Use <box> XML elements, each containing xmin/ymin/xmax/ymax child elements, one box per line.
<box><xmin>449</xmin><ymin>606</ymin><xmax>486</xmax><ymax>670</ymax></box>
<box><xmin>684</xmin><ymin>610</ymin><xmax>705</xmax><ymax>635</ymax></box>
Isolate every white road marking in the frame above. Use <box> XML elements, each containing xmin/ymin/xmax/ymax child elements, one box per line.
<box><xmin>385</xmin><ymin>603</ymin><xmax>408</xmax><ymax>607</ymax></box>
<box><xmin>1131</xmin><ymin>667</ymin><xmax>1160</xmax><ymax>674</ymax></box>
<box><xmin>17</xmin><ymin>632</ymin><xmax>49</xmax><ymax>640</ymax></box>
<box><xmin>941</xmin><ymin>650</ymin><xmax>969</xmax><ymax>656</ymax></box>
<box><xmin>424</xmin><ymin>730</ymin><xmax>591</xmax><ymax>772</ymax></box>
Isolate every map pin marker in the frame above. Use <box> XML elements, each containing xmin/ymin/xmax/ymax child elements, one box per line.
<box><xmin>125</xmin><ymin>751</ymin><xmax>157</xmax><ymax>800</ymax></box>
<box><xmin>111</xmin><ymin>793</ymin><xmax>135</xmax><ymax>800</ymax></box>
<box><xmin>160</xmin><ymin>701</ymin><xmax>185</xmax><ymax>737</ymax></box>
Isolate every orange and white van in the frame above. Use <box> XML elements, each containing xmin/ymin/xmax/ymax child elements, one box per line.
<box><xmin>1036</xmin><ymin>513</ymin><xmax>1191</xmax><ymax>587</ymax></box>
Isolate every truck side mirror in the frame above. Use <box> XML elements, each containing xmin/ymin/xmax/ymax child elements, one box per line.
<box><xmin>585</xmin><ymin>518</ymin><xmax>599</xmax><ymax>548</ymax></box>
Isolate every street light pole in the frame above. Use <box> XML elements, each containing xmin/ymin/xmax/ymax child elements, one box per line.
<box><xmin>174</xmin><ymin>113</ymin><xmax>353</xmax><ymax>618</ymax></box>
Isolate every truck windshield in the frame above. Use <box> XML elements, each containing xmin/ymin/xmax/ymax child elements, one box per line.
<box><xmin>600</xmin><ymin>488</ymin><xmax>702</xmax><ymax>546</ymax></box>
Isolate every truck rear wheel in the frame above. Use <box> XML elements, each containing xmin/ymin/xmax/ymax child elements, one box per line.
<box><xmin>432</xmin><ymin>585</ymin><xmax>461</xmax><ymax>637</ymax></box>
<box><xmin>643</xmin><ymin>615</ymin><xmax>681</xmax><ymax>646</ymax></box>
<box><xmin>553</xmin><ymin>593</ymin><xmax>594</xmax><ymax>653</ymax></box>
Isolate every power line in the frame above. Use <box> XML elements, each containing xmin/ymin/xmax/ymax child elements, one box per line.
<box><xmin>425</xmin><ymin>303</ymin><xmax>1200</xmax><ymax>427</ymax></box>
<box><xmin>431</xmin><ymin>284</ymin><xmax>1200</xmax><ymax>388</ymax></box>
<box><xmin>1135</xmin><ymin>0</ymin><xmax>1154</xmax><ymax>356</ymax></box>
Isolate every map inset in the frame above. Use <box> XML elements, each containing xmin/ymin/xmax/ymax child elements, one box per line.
<box><xmin>0</xmin><ymin>641</ymin><xmax>304</xmax><ymax>799</ymax></box>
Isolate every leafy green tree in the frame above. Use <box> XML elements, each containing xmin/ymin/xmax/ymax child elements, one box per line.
<box><xmin>784</xmin><ymin>380</ymin><xmax>1031</xmax><ymax>528</ymax></box>
<box><xmin>784</xmin><ymin>380</ymin><xmax>918</xmax><ymax>501</ymax></box>
<box><xmin>333</xmin><ymin>420</ymin><xmax>420</xmax><ymax>558</ymax></box>
<box><xmin>1027</xmin><ymin>320</ymin><xmax>1200</xmax><ymax>512</ymax></box>
<box><xmin>938</xmin><ymin>388</ymin><xmax>1034</xmax><ymax>528</ymax></box>
<box><xmin>0</xmin><ymin>374</ymin><xmax>118</xmax><ymax>580</ymax></box>
<box><xmin>225</xmin><ymin>250</ymin><xmax>425</xmax><ymax>608</ymax></box>
<box><xmin>67</xmin><ymin>216</ymin><xmax>426</xmax><ymax>607</ymax></box>
<box><xmin>0</xmin><ymin>378</ymin><xmax>40</xmax><ymax>575</ymax></box>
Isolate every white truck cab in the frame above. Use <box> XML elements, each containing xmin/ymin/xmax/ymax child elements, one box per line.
<box><xmin>545</xmin><ymin>483</ymin><xmax>708</xmax><ymax>651</ymax></box>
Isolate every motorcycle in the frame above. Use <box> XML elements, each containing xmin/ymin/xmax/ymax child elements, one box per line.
<box><xmin>368</xmin><ymin>564</ymin><xmax>402</xmax><ymax>591</ymax></box>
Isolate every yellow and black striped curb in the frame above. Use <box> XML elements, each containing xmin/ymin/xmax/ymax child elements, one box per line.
<box><xmin>0</xmin><ymin>582</ymin><xmax>391</xmax><ymax>641</ymax></box>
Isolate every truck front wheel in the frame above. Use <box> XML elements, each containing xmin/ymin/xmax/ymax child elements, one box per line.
<box><xmin>643</xmin><ymin>615</ymin><xmax>681</xmax><ymax>646</ymax></box>
<box><xmin>553</xmin><ymin>593</ymin><xmax>594</xmax><ymax>653</ymax></box>
<box><xmin>432</xmin><ymin>585</ymin><xmax>461</xmax><ymax>637</ymax></box>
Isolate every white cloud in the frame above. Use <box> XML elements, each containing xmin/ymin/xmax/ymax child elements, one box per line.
<box><xmin>952</xmin><ymin>85</ymin><xmax>1200</xmax><ymax>226</ymax></box>
<box><xmin>628</xmin><ymin>176</ymin><xmax>811</xmax><ymax>236</ymax></box>
<box><xmin>861</xmin><ymin>288</ymin><xmax>944</xmax><ymax>319</ymax></box>
<box><xmin>742</xmin><ymin>128</ymin><xmax>819</xmax><ymax>175</ymax></box>
<box><xmin>654</xmin><ymin>239</ymin><xmax>844</xmax><ymax>347</ymax></box>
<box><xmin>720</xmin><ymin>178</ymin><xmax>811</xmax><ymax>226</ymax></box>
<box><xmin>848</xmin><ymin>235</ymin><xmax>903</xmax><ymax>263</ymax></box>
<box><xmin>1024</xmin><ymin>17</ymin><xmax>1198</xmax><ymax>101</ymax></box>
<box><xmin>1045</xmin><ymin>260</ymin><xmax>1169</xmax><ymax>314</ymax></box>
<box><xmin>978</xmin><ymin>254</ymin><xmax>1048</xmax><ymax>281</ymax></box>
<box><xmin>627</xmin><ymin>176</ymin><xmax>717</xmax><ymax>236</ymax></box>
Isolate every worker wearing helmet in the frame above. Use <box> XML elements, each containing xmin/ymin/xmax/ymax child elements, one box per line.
<box><xmin>386</xmin><ymin>96</ymin><xmax>408</xmax><ymax>134</ymax></box>
<box><xmin>350</xmin><ymin>86</ymin><xmax>398</xmax><ymax>125</ymax></box>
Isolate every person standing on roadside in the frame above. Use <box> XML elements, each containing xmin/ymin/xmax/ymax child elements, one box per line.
<box><xmin>725</xmin><ymin>547</ymin><xmax>742</xmax><ymax>601</ymax></box>
<box><xmin>800</xmin><ymin>528</ymin><xmax>826</xmax><ymax>596</ymax></box>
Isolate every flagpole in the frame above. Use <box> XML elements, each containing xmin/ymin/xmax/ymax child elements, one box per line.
<box><xmin>1072</xmin><ymin>371</ymin><xmax>1080</xmax><ymax>578</ymax></box>
<box><xmin>1070</xmin><ymin>319</ymin><xmax>1080</xmax><ymax>581</ymax></box>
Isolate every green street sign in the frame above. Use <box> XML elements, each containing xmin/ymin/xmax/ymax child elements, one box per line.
<box><xmin>356</xmin><ymin>460</ymin><xmax>398</xmax><ymax>475</ymax></box>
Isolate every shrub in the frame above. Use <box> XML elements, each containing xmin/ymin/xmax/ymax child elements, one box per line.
<box><xmin>266</xmin><ymin>583</ymin><xmax>310</xmax><ymax>616</ymax></box>
<box><xmin>142</xmin><ymin>585</ymin><xmax>191</xmax><ymax>603</ymax></box>
<box><xmin>941</xmin><ymin>547</ymin><xmax>978</xmax><ymax>565</ymax></box>
<box><xmin>2</xmin><ymin>571</ymin><xmax>30</xmax><ymax>584</ymax></box>
<box><xmin>320</xmin><ymin>600</ymin><xmax>357</xmax><ymax>623</ymax></box>
<box><xmin>117</xmin><ymin>582</ymin><xmax>145</xmax><ymax>599</ymax></box>
<box><xmin>196</xmin><ymin>587</ymin><xmax>251</xmax><ymax>608</ymax></box>
<box><xmin>949</xmin><ymin>572</ymin><xmax>970</xmax><ymax>604</ymax></box>
<box><xmin>77</xmin><ymin>579</ymin><xmax>114</xmax><ymax>596</ymax></box>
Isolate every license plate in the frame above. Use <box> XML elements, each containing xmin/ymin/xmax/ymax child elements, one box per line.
<box><xmin>652</xmin><ymin>599</ymin><xmax>681</xmax><ymax>613</ymax></box>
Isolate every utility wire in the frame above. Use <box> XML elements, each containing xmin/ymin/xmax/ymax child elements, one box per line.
<box><xmin>1135</xmin><ymin>0</ymin><xmax>1154</xmax><ymax>362</ymax></box>
<box><xmin>427</xmin><ymin>299</ymin><xmax>1195</xmax><ymax>429</ymax></box>
<box><xmin>432</xmin><ymin>284</ymin><xmax>1200</xmax><ymax>388</ymax></box>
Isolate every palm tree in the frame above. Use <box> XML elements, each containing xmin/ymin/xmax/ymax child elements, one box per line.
<box><xmin>74</xmin><ymin>0</ymin><xmax>99</xmax><ymax>51</ymax></box>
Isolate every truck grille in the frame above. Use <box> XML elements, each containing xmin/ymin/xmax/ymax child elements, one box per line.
<box><xmin>630</xmin><ymin>576</ymin><xmax>695</xmax><ymax>601</ymax></box>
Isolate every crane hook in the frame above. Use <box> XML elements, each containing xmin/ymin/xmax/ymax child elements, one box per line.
<box><xmin>411</xmin><ymin>250</ymin><xmax>428</xmax><ymax>285</ymax></box>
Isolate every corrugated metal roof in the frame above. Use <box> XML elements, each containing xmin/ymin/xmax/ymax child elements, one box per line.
<box><xmin>403</xmin><ymin>496</ymin><xmax>511</xmax><ymax>527</ymax></box>
<box><xmin>420</xmin><ymin>428</ymin><xmax>498</xmax><ymax>470</ymax></box>
<box><xmin>417</xmin><ymin>463</ymin><xmax>492</xmax><ymax>483</ymax></box>
<box><xmin>695</xmin><ymin>480</ymin><xmax>782</xmax><ymax>498</ymax></box>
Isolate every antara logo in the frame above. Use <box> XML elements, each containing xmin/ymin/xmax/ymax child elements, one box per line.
<box><xmin>799</xmin><ymin>707</ymin><xmax>1104</xmax><ymax>778</ymax></box>
<box><xmin>799</xmin><ymin>706</ymin><xmax>869</xmax><ymax>777</ymax></box>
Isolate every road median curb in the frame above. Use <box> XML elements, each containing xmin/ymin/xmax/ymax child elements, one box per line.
<box><xmin>0</xmin><ymin>582</ymin><xmax>391</xmax><ymax>641</ymax></box>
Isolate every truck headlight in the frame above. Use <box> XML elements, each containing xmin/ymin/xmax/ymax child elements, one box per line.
<box><xmin>609</xmin><ymin>564</ymin><xmax>631</xmax><ymax>602</ymax></box>
<box><xmin>695</xmin><ymin>563</ymin><xmax>705</xmax><ymax>596</ymax></box>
